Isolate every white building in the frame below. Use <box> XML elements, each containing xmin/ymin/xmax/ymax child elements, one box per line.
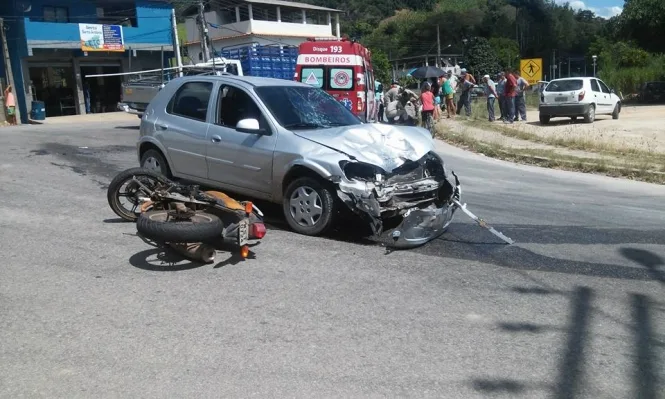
<box><xmin>183</xmin><ymin>0</ymin><xmax>342</xmax><ymax>62</ymax></box>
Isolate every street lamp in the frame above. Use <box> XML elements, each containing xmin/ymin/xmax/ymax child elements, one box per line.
<box><xmin>592</xmin><ymin>55</ymin><xmax>597</xmax><ymax>77</ymax></box>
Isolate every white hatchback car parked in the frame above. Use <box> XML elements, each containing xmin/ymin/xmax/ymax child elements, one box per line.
<box><xmin>538</xmin><ymin>77</ymin><xmax>621</xmax><ymax>124</ymax></box>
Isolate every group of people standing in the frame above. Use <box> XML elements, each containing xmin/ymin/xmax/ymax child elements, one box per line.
<box><xmin>375</xmin><ymin>67</ymin><xmax>530</xmax><ymax>126</ymax></box>
<box><xmin>480</xmin><ymin>69</ymin><xmax>530</xmax><ymax>123</ymax></box>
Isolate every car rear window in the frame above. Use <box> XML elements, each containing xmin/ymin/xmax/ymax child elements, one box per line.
<box><xmin>546</xmin><ymin>79</ymin><xmax>584</xmax><ymax>92</ymax></box>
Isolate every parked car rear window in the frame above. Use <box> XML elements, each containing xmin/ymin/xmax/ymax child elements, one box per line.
<box><xmin>255</xmin><ymin>86</ymin><xmax>362</xmax><ymax>128</ymax></box>
<box><xmin>545</xmin><ymin>79</ymin><xmax>583</xmax><ymax>92</ymax></box>
<box><xmin>167</xmin><ymin>81</ymin><xmax>213</xmax><ymax>122</ymax></box>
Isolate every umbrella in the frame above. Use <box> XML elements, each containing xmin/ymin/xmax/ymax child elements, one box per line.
<box><xmin>409</xmin><ymin>65</ymin><xmax>447</xmax><ymax>79</ymax></box>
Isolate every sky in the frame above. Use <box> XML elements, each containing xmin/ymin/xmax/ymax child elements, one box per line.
<box><xmin>554</xmin><ymin>0</ymin><xmax>624</xmax><ymax>19</ymax></box>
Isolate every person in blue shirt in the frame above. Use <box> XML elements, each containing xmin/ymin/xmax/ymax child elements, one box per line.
<box><xmin>495</xmin><ymin>72</ymin><xmax>506</xmax><ymax>121</ymax></box>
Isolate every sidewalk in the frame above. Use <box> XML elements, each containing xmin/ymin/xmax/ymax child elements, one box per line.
<box><xmin>29</xmin><ymin>111</ymin><xmax>139</xmax><ymax>125</ymax></box>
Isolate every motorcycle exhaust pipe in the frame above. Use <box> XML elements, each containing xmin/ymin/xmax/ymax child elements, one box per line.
<box><xmin>168</xmin><ymin>242</ymin><xmax>216</xmax><ymax>263</ymax></box>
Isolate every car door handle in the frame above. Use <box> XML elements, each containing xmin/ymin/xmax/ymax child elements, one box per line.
<box><xmin>156</xmin><ymin>123</ymin><xmax>168</xmax><ymax>130</ymax></box>
<box><xmin>211</xmin><ymin>135</ymin><xmax>222</xmax><ymax>143</ymax></box>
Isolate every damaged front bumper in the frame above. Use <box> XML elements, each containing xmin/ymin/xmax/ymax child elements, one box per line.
<box><xmin>336</xmin><ymin>152</ymin><xmax>462</xmax><ymax>248</ymax></box>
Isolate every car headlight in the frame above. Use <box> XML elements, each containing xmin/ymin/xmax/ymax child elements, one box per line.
<box><xmin>339</xmin><ymin>161</ymin><xmax>385</xmax><ymax>182</ymax></box>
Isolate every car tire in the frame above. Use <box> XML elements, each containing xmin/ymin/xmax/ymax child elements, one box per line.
<box><xmin>612</xmin><ymin>103</ymin><xmax>620</xmax><ymax>119</ymax></box>
<box><xmin>539</xmin><ymin>114</ymin><xmax>550</xmax><ymax>125</ymax></box>
<box><xmin>282</xmin><ymin>177</ymin><xmax>336</xmax><ymax>236</ymax></box>
<box><xmin>140</xmin><ymin>149</ymin><xmax>171</xmax><ymax>178</ymax></box>
<box><xmin>583</xmin><ymin>104</ymin><xmax>596</xmax><ymax>123</ymax></box>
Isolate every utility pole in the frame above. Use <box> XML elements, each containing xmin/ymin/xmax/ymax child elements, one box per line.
<box><xmin>197</xmin><ymin>0</ymin><xmax>210</xmax><ymax>63</ymax></box>
<box><xmin>0</xmin><ymin>18</ymin><xmax>21</xmax><ymax>125</ymax></box>
<box><xmin>436</xmin><ymin>24</ymin><xmax>441</xmax><ymax>68</ymax></box>
<box><xmin>171</xmin><ymin>7</ymin><xmax>183</xmax><ymax>77</ymax></box>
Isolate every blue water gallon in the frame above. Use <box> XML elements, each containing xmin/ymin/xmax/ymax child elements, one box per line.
<box><xmin>31</xmin><ymin>101</ymin><xmax>46</xmax><ymax>120</ymax></box>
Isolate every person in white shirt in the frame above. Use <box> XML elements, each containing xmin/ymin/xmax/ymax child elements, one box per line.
<box><xmin>482</xmin><ymin>74</ymin><xmax>499</xmax><ymax>122</ymax></box>
<box><xmin>514</xmin><ymin>71</ymin><xmax>530</xmax><ymax>121</ymax></box>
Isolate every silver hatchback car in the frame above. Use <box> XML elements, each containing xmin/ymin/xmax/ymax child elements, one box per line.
<box><xmin>137</xmin><ymin>75</ymin><xmax>461</xmax><ymax>247</ymax></box>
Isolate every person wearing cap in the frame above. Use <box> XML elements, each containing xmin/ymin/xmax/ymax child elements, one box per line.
<box><xmin>482</xmin><ymin>74</ymin><xmax>498</xmax><ymax>122</ymax></box>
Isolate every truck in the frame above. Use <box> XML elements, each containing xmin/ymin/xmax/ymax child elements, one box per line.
<box><xmin>218</xmin><ymin>44</ymin><xmax>298</xmax><ymax>80</ymax></box>
<box><xmin>86</xmin><ymin>44</ymin><xmax>299</xmax><ymax>118</ymax></box>
<box><xmin>114</xmin><ymin>57</ymin><xmax>243</xmax><ymax>117</ymax></box>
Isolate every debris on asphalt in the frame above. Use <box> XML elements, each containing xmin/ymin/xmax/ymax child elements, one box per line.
<box><xmin>452</xmin><ymin>199</ymin><xmax>514</xmax><ymax>244</ymax></box>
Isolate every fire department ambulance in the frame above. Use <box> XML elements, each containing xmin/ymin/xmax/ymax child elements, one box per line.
<box><xmin>294</xmin><ymin>37</ymin><xmax>377</xmax><ymax>122</ymax></box>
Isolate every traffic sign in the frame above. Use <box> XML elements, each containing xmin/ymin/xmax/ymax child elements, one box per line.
<box><xmin>520</xmin><ymin>58</ymin><xmax>542</xmax><ymax>85</ymax></box>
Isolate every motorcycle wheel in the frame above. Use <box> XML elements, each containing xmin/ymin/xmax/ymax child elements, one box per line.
<box><xmin>136</xmin><ymin>210</ymin><xmax>224</xmax><ymax>243</ymax></box>
<box><xmin>107</xmin><ymin>167</ymin><xmax>172</xmax><ymax>222</ymax></box>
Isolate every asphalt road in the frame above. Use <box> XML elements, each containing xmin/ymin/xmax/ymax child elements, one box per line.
<box><xmin>1</xmin><ymin>120</ymin><xmax>664</xmax><ymax>398</ymax></box>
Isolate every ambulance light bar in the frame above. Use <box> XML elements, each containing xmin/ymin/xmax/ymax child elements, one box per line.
<box><xmin>306</xmin><ymin>37</ymin><xmax>346</xmax><ymax>42</ymax></box>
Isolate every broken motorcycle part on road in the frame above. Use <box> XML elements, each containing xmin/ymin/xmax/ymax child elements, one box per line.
<box><xmin>107</xmin><ymin>167</ymin><xmax>266</xmax><ymax>263</ymax></box>
<box><xmin>451</xmin><ymin>200</ymin><xmax>514</xmax><ymax>244</ymax></box>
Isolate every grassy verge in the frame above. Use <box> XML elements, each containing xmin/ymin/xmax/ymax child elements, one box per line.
<box><xmin>435</xmin><ymin>126</ymin><xmax>665</xmax><ymax>184</ymax></box>
<box><xmin>459</xmin><ymin>95</ymin><xmax>665</xmax><ymax>173</ymax></box>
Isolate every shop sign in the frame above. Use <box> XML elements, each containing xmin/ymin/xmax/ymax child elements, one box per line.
<box><xmin>79</xmin><ymin>24</ymin><xmax>124</xmax><ymax>52</ymax></box>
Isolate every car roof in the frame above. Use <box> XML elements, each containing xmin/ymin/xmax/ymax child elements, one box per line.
<box><xmin>548</xmin><ymin>77</ymin><xmax>588</xmax><ymax>81</ymax></box>
<box><xmin>170</xmin><ymin>74</ymin><xmax>311</xmax><ymax>89</ymax></box>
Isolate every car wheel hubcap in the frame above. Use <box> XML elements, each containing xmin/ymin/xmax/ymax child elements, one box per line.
<box><xmin>590</xmin><ymin>107</ymin><xmax>595</xmax><ymax>119</ymax></box>
<box><xmin>143</xmin><ymin>156</ymin><xmax>161</xmax><ymax>173</ymax></box>
<box><xmin>289</xmin><ymin>186</ymin><xmax>323</xmax><ymax>227</ymax></box>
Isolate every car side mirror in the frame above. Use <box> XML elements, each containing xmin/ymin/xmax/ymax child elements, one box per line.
<box><xmin>610</xmin><ymin>89</ymin><xmax>615</xmax><ymax>94</ymax></box>
<box><xmin>236</xmin><ymin>118</ymin><xmax>267</xmax><ymax>135</ymax></box>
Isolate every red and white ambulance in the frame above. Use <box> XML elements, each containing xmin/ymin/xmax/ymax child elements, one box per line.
<box><xmin>294</xmin><ymin>37</ymin><xmax>376</xmax><ymax>122</ymax></box>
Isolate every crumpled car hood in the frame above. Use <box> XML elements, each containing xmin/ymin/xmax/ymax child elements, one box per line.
<box><xmin>292</xmin><ymin>123</ymin><xmax>434</xmax><ymax>171</ymax></box>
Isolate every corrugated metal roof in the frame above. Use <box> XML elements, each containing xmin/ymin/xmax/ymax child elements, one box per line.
<box><xmin>244</xmin><ymin>0</ymin><xmax>342</xmax><ymax>12</ymax></box>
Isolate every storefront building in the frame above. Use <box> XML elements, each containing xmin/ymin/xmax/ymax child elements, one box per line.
<box><xmin>0</xmin><ymin>0</ymin><xmax>175</xmax><ymax>123</ymax></box>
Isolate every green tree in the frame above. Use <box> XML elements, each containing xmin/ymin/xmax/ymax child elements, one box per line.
<box><xmin>371</xmin><ymin>49</ymin><xmax>392</xmax><ymax>85</ymax></box>
<box><xmin>464</xmin><ymin>37</ymin><xmax>500</xmax><ymax>77</ymax></box>
<box><xmin>488</xmin><ymin>37</ymin><xmax>520</xmax><ymax>70</ymax></box>
<box><xmin>619</xmin><ymin>0</ymin><xmax>665</xmax><ymax>53</ymax></box>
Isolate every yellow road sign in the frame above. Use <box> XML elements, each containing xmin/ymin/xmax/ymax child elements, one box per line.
<box><xmin>520</xmin><ymin>58</ymin><xmax>542</xmax><ymax>85</ymax></box>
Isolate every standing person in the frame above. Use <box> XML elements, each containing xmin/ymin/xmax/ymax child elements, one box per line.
<box><xmin>456</xmin><ymin>70</ymin><xmax>473</xmax><ymax>117</ymax></box>
<box><xmin>514</xmin><ymin>71</ymin><xmax>530</xmax><ymax>121</ymax></box>
<box><xmin>4</xmin><ymin>84</ymin><xmax>16</xmax><ymax>125</ymax></box>
<box><xmin>447</xmin><ymin>70</ymin><xmax>459</xmax><ymax>106</ymax></box>
<box><xmin>482</xmin><ymin>75</ymin><xmax>498</xmax><ymax>122</ymax></box>
<box><xmin>83</xmin><ymin>81</ymin><xmax>91</xmax><ymax>114</ymax></box>
<box><xmin>495</xmin><ymin>72</ymin><xmax>506</xmax><ymax>120</ymax></box>
<box><xmin>503</xmin><ymin>68</ymin><xmax>518</xmax><ymax>124</ymax></box>
<box><xmin>419</xmin><ymin>82</ymin><xmax>436</xmax><ymax>133</ymax></box>
<box><xmin>441</xmin><ymin>73</ymin><xmax>456</xmax><ymax>118</ymax></box>
<box><xmin>376</xmin><ymin>82</ymin><xmax>385</xmax><ymax>123</ymax></box>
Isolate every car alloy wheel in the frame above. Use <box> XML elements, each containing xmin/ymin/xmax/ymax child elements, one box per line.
<box><xmin>140</xmin><ymin>149</ymin><xmax>171</xmax><ymax>178</ymax></box>
<box><xmin>282</xmin><ymin>177</ymin><xmax>336</xmax><ymax>236</ymax></box>
<box><xmin>289</xmin><ymin>186</ymin><xmax>323</xmax><ymax>227</ymax></box>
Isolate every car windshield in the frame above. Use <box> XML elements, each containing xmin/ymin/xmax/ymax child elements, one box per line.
<box><xmin>546</xmin><ymin>79</ymin><xmax>583</xmax><ymax>92</ymax></box>
<box><xmin>254</xmin><ymin>85</ymin><xmax>362</xmax><ymax>129</ymax></box>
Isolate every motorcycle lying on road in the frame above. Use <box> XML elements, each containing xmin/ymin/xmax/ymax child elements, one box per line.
<box><xmin>107</xmin><ymin>167</ymin><xmax>267</xmax><ymax>263</ymax></box>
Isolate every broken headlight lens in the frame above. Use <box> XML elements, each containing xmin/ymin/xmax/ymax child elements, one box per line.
<box><xmin>340</xmin><ymin>161</ymin><xmax>385</xmax><ymax>182</ymax></box>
